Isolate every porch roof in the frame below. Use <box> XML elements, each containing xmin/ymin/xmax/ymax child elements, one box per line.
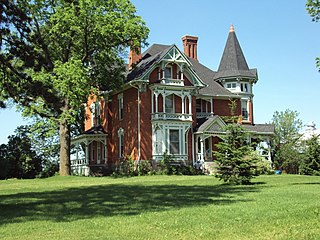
<box><xmin>242</xmin><ymin>124</ymin><xmax>275</xmax><ymax>135</ymax></box>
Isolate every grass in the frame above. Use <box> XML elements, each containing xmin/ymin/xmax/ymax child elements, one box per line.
<box><xmin>0</xmin><ymin>175</ymin><xmax>319</xmax><ymax>240</ymax></box>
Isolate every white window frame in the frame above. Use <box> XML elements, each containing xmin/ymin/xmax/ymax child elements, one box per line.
<box><xmin>169</xmin><ymin>129</ymin><xmax>180</xmax><ymax>155</ymax></box>
<box><xmin>118</xmin><ymin>128</ymin><xmax>124</xmax><ymax>158</ymax></box>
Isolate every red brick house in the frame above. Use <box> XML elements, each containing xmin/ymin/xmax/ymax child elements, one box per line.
<box><xmin>71</xmin><ymin>25</ymin><xmax>274</xmax><ymax>175</ymax></box>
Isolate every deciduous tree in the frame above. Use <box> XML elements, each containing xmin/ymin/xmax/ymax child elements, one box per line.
<box><xmin>306</xmin><ymin>0</ymin><xmax>320</xmax><ymax>70</ymax></box>
<box><xmin>0</xmin><ymin>0</ymin><xmax>149</xmax><ymax>175</ymax></box>
<box><xmin>271</xmin><ymin>109</ymin><xmax>303</xmax><ymax>173</ymax></box>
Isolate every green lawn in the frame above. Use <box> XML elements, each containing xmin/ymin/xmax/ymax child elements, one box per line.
<box><xmin>0</xmin><ymin>175</ymin><xmax>319</xmax><ymax>240</ymax></box>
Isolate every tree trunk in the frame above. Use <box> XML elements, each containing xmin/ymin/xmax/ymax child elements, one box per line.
<box><xmin>59</xmin><ymin>119</ymin><xmax>71</xmax><ymax>176</ymax></box>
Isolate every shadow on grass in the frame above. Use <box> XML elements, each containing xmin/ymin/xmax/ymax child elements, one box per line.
<box><xmin>0</xmin><ymin>181</ymin><xmax>263</xmax><ymax>225</ymax></box>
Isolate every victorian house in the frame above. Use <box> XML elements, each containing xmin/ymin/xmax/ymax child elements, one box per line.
<box><xmin>71</xmin><ymin>25</ymin><xmax>274</xmax><ymax>176</ymax></box>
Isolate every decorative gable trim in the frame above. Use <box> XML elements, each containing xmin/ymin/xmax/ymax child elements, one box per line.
<box><xmin>196</xmin><ymin>116</ymin><xmax>227</xmax><ymax>134</ymax></box>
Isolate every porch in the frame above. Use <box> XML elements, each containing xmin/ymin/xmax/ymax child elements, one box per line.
<box><xmin>70</xmin><ymin>125</ymin><xmax>108</xmax><ymax>176</ymax></box>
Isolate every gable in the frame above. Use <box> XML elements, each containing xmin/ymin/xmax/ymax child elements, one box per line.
<box><xmin>197</xmin><ymin>116</ymin><xmax>227</xmax><ymax>133</ymax></box>
<box><xmin>134</xmin><ymin>45</ymin><xmax>206</xmax><ymax>88</ymax></box>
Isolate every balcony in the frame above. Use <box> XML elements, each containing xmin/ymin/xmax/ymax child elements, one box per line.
<box><xmin>152</xmin><ymin>113</ymin><xmax>192</xmax><ymax>121</ymax></box>
<box><xmin>160</xmin><ymin>78</ymin><xmax>184</xmax><ymax>86</ymax></box>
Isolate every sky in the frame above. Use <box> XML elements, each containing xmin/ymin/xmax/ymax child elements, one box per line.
<box><xmin>0</xmin><ymin>0</ymin><xmax>319</xmax><ymax>144</ymax></box>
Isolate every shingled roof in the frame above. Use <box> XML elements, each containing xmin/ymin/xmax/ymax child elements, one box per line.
<box><xmin>126</xmin><ymin>44</ymin><xmax>171</xmax><ymax>82</ymax></box>
<box><xmin>214</xmin><ymin>25</ymin><xmax>257</xmax><ymax>81</ymax></box>
<box><xmin>126</xmin><ymin>43</ymin><xmax>237</xmax><ymax>98</ymax></box>
<box><xmin>189</xmin><ymin>58</ymin><xmax>237</xmax><ymax>97</ymax></box>
<box><xmin>242</xmin><ymin>124</ymin><xmax>275</xmax><ymax>135</ymax></box>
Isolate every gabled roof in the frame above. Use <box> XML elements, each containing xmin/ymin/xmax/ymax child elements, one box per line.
<box><xmin>127</xmin><ymin>44</ymin><xmax>171</xmax><ymax>82</ymax></box>
<box><xmin>214</xmin><ymin>25</ymin><xmax>257</xmax><ymax>81</ymax></box>
<box><xmin>83</xmin><ymin>125</ymin><xmax>108</xmax><ymax>135</ymax></box>
<box><xmin>196</xmin><ymin>115</ymin><xmax>227</xmax><ymax>133</ymax></box>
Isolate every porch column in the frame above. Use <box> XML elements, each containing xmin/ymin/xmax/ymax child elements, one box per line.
<box><xmin>181</xmin><ymin>95</ymin><xmax>185</xmax><ymax>114</ymax></box>
<box><xmin>188</xmin><ymin>95</ymin><xmax>192</xmax><ymax>114</ymax></box>
<box><xmin>210</xmin><ymin>98</ymin><xmax>213</xmax><ymax>115</ymax></box>
<box><xmin>85</xmin><ymin>140</ymin><xmax>89</xmax><ymax>165</ymax></box>
<box><xmin>200</xmin><ymin>136</ymin><xmax>204</xmax><ymax>162</ymax></box>
<box><xmin>155</xmin><ymin>93</ymin><xmax>158</xmax><ymax>113</ymax></box>
<box><xmin>151</xmin><ymin>90</ymin><xmax>154</xmax><ymax>114</ymax></box>
<box><xmin>163</xmin><ymin>94</ymin><xmax>166</xmax><ymax>113</ymax></box>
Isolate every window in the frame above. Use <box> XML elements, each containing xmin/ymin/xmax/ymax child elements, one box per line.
<box><xmin>241</xmin><ymin>101</ymin><xmax>248</xmax><ymax>120</ymax></box>
<box><xmin>169</xmin><ymin>129</ymin><xmax>180</xmax><ymax>154</ymax></box>
<box><xmin>90</xmin><ymin>101</ymin><xmax>101</xmax><ymax>127</ymax></box>
<box><xmin>241</xmin><ymin>83</ymin><xmax>248</xmax><ymax>92</ymax></box>
<box><xmin>196</xmin><ymin>99</ymin><xmax>202</xmax><ymax>112</ymax></box>
<box><xmin>97</xmin><ymin>142</ymin><xmax>101</xmax><ymax>164</ymax></box>
<box><xmin>165</xmin><ymin>94</ymin><xmax>174</xmax><ymax>113</ymax></box>
<box><xmin>118</xmin><ymin>94</ymin><xmax>123</xmax><ymax>120</ymax></box>
<box><xmin>118</xmin><ymin>129</ymin><xmax>124</xmax><ymax>158</ymax></box>
<box><xmin>226</xmin><ymin>82</ymin><xmax>236</xmax><ymax>89</ymax></box>
<box><xmin>164</xmin><ymin>66</ymin><xmax>172</xmax><ymax>78</ymax></box>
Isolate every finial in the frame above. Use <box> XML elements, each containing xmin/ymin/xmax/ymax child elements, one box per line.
<box><xmin>230</xmin><ymin>24</ymin><xmax>235</xmax><ymax>32</ymax></box>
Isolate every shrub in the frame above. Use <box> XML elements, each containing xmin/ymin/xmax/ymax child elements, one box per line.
<box><xmin>112</xmin><ymin>156</ymin><xmax>135</xmax><ymax>177</ymax></box>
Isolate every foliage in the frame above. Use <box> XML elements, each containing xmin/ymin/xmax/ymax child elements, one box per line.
<box><xmin>306</xmin><ymin>0</ymin><xmax>320</xmax><ymax>22</ymax></box>
<box><xmin>214</xmin><ymin>124</ymin><xmax>260</xmax><ymax>184</ymax></box>
<box><xmin>112</xmin><ymin>155</ymin><xmax>135</xmax><ymax>177</ymax></box>
<box><xmin>0</xmin><ymin>0</ymin><xmax>149</xmax><ymax>175</ymax></box>
<box><xmin>136</xmin><ymin>160</ymin><xmax>153</xmax><ymax>176</ymax></box>
<box><xmin>299</xmin><ymin>135</ymin><xmax>320</xmax><ymax>175</ymax></box>
<box><xmin>271</xmin><ymin>109</ymin><xmax>303</xmax><ymax>173</ymax></box>
<box><xmin>306</xmin><ymin>0</ymin><xmax>320</xmax><ymax>71</ymax></box>
<box><xmin>0</xmin><ymin>126</ymin><xmax>43</xmax><ymax>179</ymax></box>
<box><xmin>249</xmin><ymin>151</ymin><xmax>273</xmax><ymax>175</ymax></box>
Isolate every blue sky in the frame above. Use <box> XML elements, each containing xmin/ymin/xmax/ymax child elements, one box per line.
<box><xmin>0</xmin><ymin>0</ymin><xmax>319</xmax><ymax>144</ymax></box>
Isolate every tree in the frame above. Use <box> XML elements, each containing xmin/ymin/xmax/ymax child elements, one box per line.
<box><xmin>214</xmin><ymin>124</ymin><xmax>260</xmax><ymax>185</ymax></box>
<box><xmin>271</xmin><ymin>109</ymin><xmax>303</xmax><ymax>173</ymax></box>
<box><xmin>299</xmin><ymin>135</ymin><xmax>320</xmax><ymax>176</ymax></box>
<box><xmin>0</xmin><ymin>126</ymin><xmax>43</xmax><ymax>179</ymax></box>
<box><xmin>306</xmin><ymin>0</ymin><xmax>320</xmax><ymax>70</ymax></box>
<box><xmin>0</xmin><ymin>0</ymin><xmax>149</xmax><ymax>175</ymax></box>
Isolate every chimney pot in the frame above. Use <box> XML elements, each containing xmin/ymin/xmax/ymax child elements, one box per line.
<box><xmin>182</xmin><ymin>35</ymin><xmax>198</xmax><ymax>61</ymax></box>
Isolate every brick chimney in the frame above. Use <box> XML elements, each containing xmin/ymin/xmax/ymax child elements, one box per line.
<box><xmin>128</xmin><ymin>45</ymin><xmax>142</xmax><ymax>70</ymax></box>
<box><xmin>182</xmin><ymin>35</ymin><xmax>198</xmax><ymax>61</ymax></box>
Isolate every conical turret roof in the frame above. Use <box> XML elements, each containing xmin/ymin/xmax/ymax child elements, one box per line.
<box><xmin>214</xmin><ymin>25</ymin><xmax>257</xmax><ymax>81</ymax></box>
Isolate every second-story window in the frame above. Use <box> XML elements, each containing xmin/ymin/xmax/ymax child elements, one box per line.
<box><xmin>165</xmin><ymin>94</ymin><xmax>174</xmax><ymax>113</ymax></box>
<box><xmin>241</xmin><ymin>100</ymin><xmax>248</xmax><ymax>120</ymax></box>
<box><xmin>196</xmin><ymin>99</ymin><xmax>202</xmax><ymax>112</ymax></box>
<box><xmin>226</xmin><ymin>82</ymin><xmax>237</xmax><ymax>89</ymax></box>
<box><xmin>118</xmin><ymin>94</ymin><xmax>123</xmax><ymax>120</ymax></box>
<box><xmin>164</xmin><ymin>66</ymin><xmax>172</xmax><ymax>78</ymax></box>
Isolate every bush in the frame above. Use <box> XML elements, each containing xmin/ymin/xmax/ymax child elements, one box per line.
<box><xmin>112</xmin><ymin>156</ymin><xmax>135</xmax><ymax>177</ymax></box>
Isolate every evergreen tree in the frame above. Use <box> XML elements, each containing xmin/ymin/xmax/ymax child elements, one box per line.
<box><xmin>214</xmin><ymin>124</ymin><xmax>259</xmax><ymax>185</ymax></box>
<box><xmin>300</xmin><ymin>135</ymin><xmax>320</xmax><ymax>176</ymax></box>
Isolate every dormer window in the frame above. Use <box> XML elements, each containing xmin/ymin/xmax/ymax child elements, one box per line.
<box><xmin>164</xmin><ymin>66</ymin><xmax>172</xmax><ymax>79</ymax></box>
<box><xmin>241</xmin><ymin>83</ymin><xmax>248</xmax><ymax>92</ymax></box>
<box><xmin>226</xmin><ymin>82</ymin><xmax>236</xmax><ymax>89</ymax></box>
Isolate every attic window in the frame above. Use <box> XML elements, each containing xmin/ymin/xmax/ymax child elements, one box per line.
<box><xmin>164</xmin><ymin>66</ymin><xmax>172</xmax><ymax>79</ymax></box>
